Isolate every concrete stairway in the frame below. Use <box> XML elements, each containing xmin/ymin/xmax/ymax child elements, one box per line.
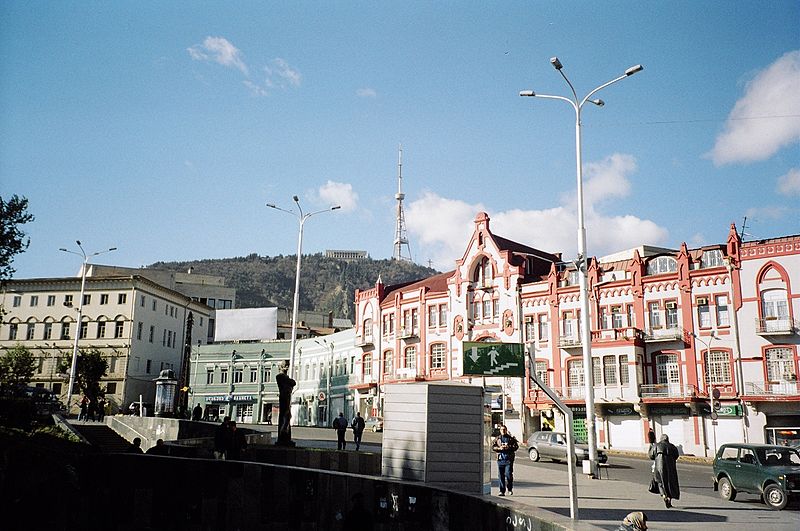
<box><xmin>72</xmin><ymin>423</ymin><xmax>132</xmax><ymax>453</ymax></box>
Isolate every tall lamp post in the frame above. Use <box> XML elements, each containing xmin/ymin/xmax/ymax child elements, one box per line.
<box><xmin>520</xmin><ymin>57</ymin><xmax>643</xmax><ymax>474</ymax></box>
<box><xmin>266</xmin><ymin>197</ymin><xmax>340</xmax><ymax>378</ymax></box>
<box><xmin>59</xmin><ymin>241</ymin><xmax>117</xmax><ymax>416</ymax></box>
<box><xmin>315</xmin><ymin>339</ymin><xmax>335</xmax><ymax>425</ymax></box>
<box><xmin>693</xmin><ymin>331</ymin><xmax>719</xmax><ymax>454</ymax></box>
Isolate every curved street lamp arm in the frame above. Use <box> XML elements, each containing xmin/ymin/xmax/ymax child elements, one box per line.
<box><xmin>580</xmin><ymin>73</ymin><xmax>628</xmax><ymax>109</ymax></box>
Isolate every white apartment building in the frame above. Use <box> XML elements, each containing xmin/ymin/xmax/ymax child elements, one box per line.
<box><xmin>1</xmin><ymin>273</ymin><xmax>213</xmax><ymax>414</ymax></box>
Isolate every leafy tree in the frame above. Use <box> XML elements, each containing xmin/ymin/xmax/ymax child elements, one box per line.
<box><xmin>0</xmin><ymin>195</ymin><xmax>34</xmax><ymax>283</ymax></box>
<box><xmin>58</xmin><ymin>348</ymin><xmax>108</xmax><ymax>401</ymax></box>
<box><xmin>0</xmin><ymin>345</ymin><xmax>37</xmax><ymax>396</ymax></box>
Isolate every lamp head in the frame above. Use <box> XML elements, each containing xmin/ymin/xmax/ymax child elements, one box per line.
<box><xmin>589</xmin><ymin>99</ymin><xmax>605</xmax><ymax>107</ymax></box>
<box><xmin>266</xmin><ymin>203</ymin><xmax>276</xmax><ymax>208</ymax></box>
<box><xmin>625</xmin><ymin>64</ymin><xmax>644</xmax><ymax>76</ymax></box>
<box><xmin>292</xmin><ymin>195</ymin><xmax>300</xmax><ymax>203</ymax></box>
<box><xmin>76</xmin><ymin>240</ymin><xmax>81</xmax><ymax>246</ymax></box>
<box><xmin>519</xmin><ymin>90</ymin><xmax>536</xmax><ymax>97</ymax></box>
<box><xmin>550</xmin><ymin>57</ymin><xmax>563</xmax><ymax>70</ymax></box>
<box><xmin>331</xmin><ymin>205</ymin><xmax>341</xmax><ymax>211</ymax></box>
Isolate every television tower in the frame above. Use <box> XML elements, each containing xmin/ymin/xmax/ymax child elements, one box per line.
<box><xmin>393</xmin><ymin>144</ymin><xmax>412</xmax><ymax>262</ymax></box>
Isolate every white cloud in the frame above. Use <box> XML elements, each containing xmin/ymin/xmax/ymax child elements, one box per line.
<box><xmin>356</xmin><ymin>88</ymin><xmax>377</xmax><ymax>98</ymax></box>
<box><xmin>708</xmin><ymin>50</ymin><xmax>800</xmax><ymax>165</ymax></box>
<box><xmin>405</xmin><ymin>154</ymin><xmax>669</xmax><ymax>270</ymax></box>
<box><xmin>317</xmin><ymin>181</ymin><xmax>359</xmax><ymax>212</ymax></box>
<box><xmin>777</xmin><ymin>168</ymin><xmax>800</xmax><ymax>196</ymax></box>
<box><xmin>243</xmin><ymin>79</ymin><xmax>268</xmax><ymax>97</ymax></box>
<box><xmin>267</xmin><ymin>58</ymin><xmax>301</xmax><ymax>87</ymax></box>
<box><xmin>582</xmin><ymin>153</ymin><xmax>635</xmax><ymax>208</ymax></box>
<box><xmin>745</xmin><ymin>205</ymin><xmax>790</xmax><ymax>221</ymax></box>
<box><xmin>187</xmin><ymin>36</ymin><xmax>249</xmax><ymax>75</ymax></box>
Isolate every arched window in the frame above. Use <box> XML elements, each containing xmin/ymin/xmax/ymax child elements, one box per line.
<box><xmin>404</xmin><ymin>346</ymin><xmax>417</xmax><ymax>369</ymax></box>
<box><xmin>766</xmin><ymin>347</ymin><xmax>796</xmax><ymax>383</ymax></box>
<box><xmin>704</xmin><ymin>350</ymin><xmax>731</xmax><ymax>387</ymax></box>
<box><xmin>382</xmin><ymin>350</ymin><xmax>393</xmax><ymax>375</ymax></box>
<box><xmin>647</xmin><ymin>256</ymin><xmax>677</xmax><ymax>275</ymax></box>
<box><xmin>430</xmin><ymin>343</ymin><xmax>446</xmax><ymax>369</ymax></box>
<box><xmin>473</xmin><ymin>256</ymin><xmax>492</xmax><ymax>287</ymax></box>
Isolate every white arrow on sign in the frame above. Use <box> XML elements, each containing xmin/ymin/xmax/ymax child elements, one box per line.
<box><xmin>470</xmin><ymin>346</ymin><xmax>480</xmax><ymax>363</ymax></box>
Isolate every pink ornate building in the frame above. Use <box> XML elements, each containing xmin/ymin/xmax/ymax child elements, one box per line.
<box><xmin>352</xmin><ymin>213</ymin><xmax>799</xmax><ymax>455</ymax></box>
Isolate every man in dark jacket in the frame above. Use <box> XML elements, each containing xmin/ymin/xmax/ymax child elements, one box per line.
<box><xmin>333</xmin><ymin>412</ymin><xmax>348</xmax><ymax>450</ymax></box>
<box><xmin>492</xmin><ymin>425</ymin><xmax>519</xmax><ymax>496</ymax></box>
<box><xmin>214</xmin><ymin>416</ymin><xmax>231</xmax><ymax>459</ymax></box>
<box><xmin>351</xmin><ymin>411</ymin><xmax>366</xmax><ymax>451</ymax></box>
<box><xmin>649</xmin><ymin>434</ymin><xmax>680</xmax><ymax>507</ymax></box>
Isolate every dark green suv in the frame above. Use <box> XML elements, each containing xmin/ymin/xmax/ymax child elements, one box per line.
<box><xmin>712</xmin><ymin>443</ymin><xmax>800</xmax><ymax>510</ymax></box>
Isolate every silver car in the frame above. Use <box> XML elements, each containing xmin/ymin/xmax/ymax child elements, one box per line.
<box><xmin>364</xmin><ymin>416</ymin><xmax>383</xmax><ymax>432</ymax></box>
<box><xmin>527</xmin><ymin>431</ymin><xmax>608</xmax><ymax>464</ymax></box>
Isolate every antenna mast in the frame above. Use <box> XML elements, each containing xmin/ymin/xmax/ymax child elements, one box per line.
<box><xmin>393</xmin><ymin>144</ymin><xmax>412</xmax><ymax>261</ymax></box>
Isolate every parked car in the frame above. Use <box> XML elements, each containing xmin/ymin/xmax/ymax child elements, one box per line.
<box><xmin>527</xmin><ymin>431</ymin><xmax>608</xmax><ymax>465</ymax></box>
<box><xmin>364</xmin><ymin>416</ymin><xmax>383</xmax><ymax>432</ymax></box>
<box><xmin>712</xmin><ymin>443</ymin><xmax>800</xmax><ymax>510</ymax></box>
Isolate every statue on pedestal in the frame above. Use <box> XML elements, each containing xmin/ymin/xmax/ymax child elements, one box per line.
<box><xmin>275</xmin><ymin>361</ymin><xmax>296</xmax><ymax>446</ymax></box>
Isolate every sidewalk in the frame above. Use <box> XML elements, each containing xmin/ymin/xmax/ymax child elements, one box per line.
<box><xmin>487</xmin><ymin>460</ymin><xmax>799</xmax><ymax>530</ymax></box>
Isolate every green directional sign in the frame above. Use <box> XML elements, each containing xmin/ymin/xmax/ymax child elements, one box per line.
<box><xmin>462</xmin><ymin>342</ymin><xmax>525</xmax><ymax>377</ymax></box>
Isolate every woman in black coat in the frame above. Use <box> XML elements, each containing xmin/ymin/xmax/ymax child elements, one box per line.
<box><xmin>648</xmin><ymin>434</ymin><xmax>680</xmax><ymax>507</ymax></box>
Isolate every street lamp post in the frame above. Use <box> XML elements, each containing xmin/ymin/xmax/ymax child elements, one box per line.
<box><xmin>59</xmin><ymin>241</ymin><xmax>117</xmax><ymax>417</ymax></box>
<box><xmin>521</xmin><ymin>57</ymin><xmax>643</xmax><ymax>474</ymax></box>
<box><xmin>266</xmin><ymin>197</ymin><xmax>340</xmax><ymax>379</ymax></box>
<box><xmin>693</xmin><ymin>331</ymin><xmax>719</xmax><ymax>454</ymax></box>
<box><xmin>315</xmin><ymin>339</ymin><xmax>335</xmax><ymax>425</ymax></box>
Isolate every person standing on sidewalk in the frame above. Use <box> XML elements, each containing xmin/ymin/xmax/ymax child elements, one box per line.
<box><xmin>648</xmin><ymin>434</ymin><xmax>680</xmax><ymax>508</ymax></box>
<box><xmin>333</xmin><ymin>411</ymin><xmax>348</xmax><ymax>450</ymax></box>
<box><xmin>351</xmin><ymin>411</ymin><xmax>365</xmax><ymax>451</ymax></box>
<box><xmin>492</xmin><ymin>424</ymin><xmax>519</xmax><ymax>496</ymax></box>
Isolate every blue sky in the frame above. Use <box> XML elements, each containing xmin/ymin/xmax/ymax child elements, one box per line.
<box><xmin>2</xmin><ymin>2</ymin><xmax>798</xmax><ymax>279</ymax></box>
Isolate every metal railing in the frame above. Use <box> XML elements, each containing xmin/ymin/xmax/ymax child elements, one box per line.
<box><xmin>755</xmin><ymin>317</ymin><xmax>797</xmax><ymax>335</ymax></box>
<box><xmin>644</xmin><ymin>325</ymin><xmax>685</xmax><ymax>341</ymax></box>
<box><xmin>640</xmin><ymin>383</ymin><xmax>697</xmax><ymax>398</ymax></box>
<box><xmin>744</xmin><ymin>380</ymin><xmax>800</xmax><ymax>396</ymax></box>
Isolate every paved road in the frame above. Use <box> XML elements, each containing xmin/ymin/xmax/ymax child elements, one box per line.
<box><xmin>275</xmin><ymin>426</ymin><xmax>799</xmax><ymax>530</ymax></box>
<box><xmin>505</xmin><ymin>452</ymin><xmax>799</xmax><ymax>530</ymax></box>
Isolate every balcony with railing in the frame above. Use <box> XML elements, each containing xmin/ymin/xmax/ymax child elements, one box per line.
<box><xmin>528</xmin><ymin>383</ymin><xmax>642</xmax><ymax>403</ymax></box>
<box><xmin>355</xmin><ymin>329</ymin><xmax>374</xmax><ymax>347</ymax></box>
<box><xmin>640</xmin><ymin>383</ymin><xmax>697</xmax><ymax>399</ymax></box>
<box><xmin>591</xmin><ymin>327</ymin><xmax>644</xmax><ymax>344</ymax></box>
<box><xmin>398</xmin><ymin>327</ymin><xmax>418</xmax><ymax>339</ymax></box>
<box><xmin>644</xmin><ymin>325</ymin><xmax>686</xmax><ymax>342</ymax></box>
<box><xmin>558</xmin><ymin>320</ymin><xmax>582</xmax><ymax>348</ymax></box>
<box><xmin>755</xmin><ymin>317</ymin><xmax>797</xmax><ymax>335</ymax></box>
<box><xmin>744</xmin><ymin>380</ymin><xmax>800</xmax><ymax>397</ymax></box>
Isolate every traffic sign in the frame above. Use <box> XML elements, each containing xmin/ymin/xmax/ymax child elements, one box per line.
<box><xmin>462</xmin><ymin>342</ymin><xmax>524</xmax><ymax>377</ymax></box>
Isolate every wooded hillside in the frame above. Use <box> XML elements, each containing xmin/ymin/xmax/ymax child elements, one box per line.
<box><xmin>148</xmin><ymin>254</ymin><xmax>440</xmax><ymax>320</ymax></box>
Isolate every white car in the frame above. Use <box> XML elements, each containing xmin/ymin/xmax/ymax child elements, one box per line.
<box><xmin>364</xmin><ymin>416</ymin><xmax>383</xmax><ymax>432</ymax></box>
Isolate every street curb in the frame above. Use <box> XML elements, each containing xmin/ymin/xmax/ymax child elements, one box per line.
<box><xmin>607</xmin><ymin>448</ymin><xmax>714</xmax><ymax>464</ymax></box>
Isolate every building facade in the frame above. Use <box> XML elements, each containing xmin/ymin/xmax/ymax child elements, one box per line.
<box><xmin>1</xmin><ymin>274</ymin><xmax>213</xmax><ymax>414</ymax></box>
<box><xmin>186</xmin><ymin>328</ymin><xmax>361</xmax><ymax>426</ymax></box>
<box><xmin>351</xmin><ymin>213</ymin><xmax>799</xmax><ymax>456</ymax></box>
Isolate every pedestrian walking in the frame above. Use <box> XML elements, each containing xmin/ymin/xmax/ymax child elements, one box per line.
<box><xmin>214</xmin><ymin>416</ymin><xmax>231</xmax><ymax>459</ymax></box>
<box><xmin>648</xmin><ymin>433</ymin><xmax>680</xmax><ymax>508</ymax></box>
<box><xmin>146</xmin><ymin>439</ymin><xmax>168</xmax><ymax>456</ymax></box>
<box><xmin>127</xmin><ymin>437</ymin><xmax>144</xmax><ymax>454</ymax></box>
<box><xmin>351</xmin><ymin>411</ymin><xmax>366</xmax><ymax>451</ymax></box>
<box><xmin>617</xmin><ymin>511</ymin><xmax>648</xmax><ymax>530</ymax></box>
<box><xmin>226</xmin><ymin>421</ymin><xmax>248</xmax><ymax>460</ymax></box>
<box><xmin>191</xmin><ymin>403</ymin><xmax>203</xmax><ymax>421</ymax></box>
<box><xmin>333</xmin><ymin>411</ymin><xmax>348</xmax><ymax>450</ymax></box>
<box><xmin>96</xmin><ymin>397</ymin><xmax>105</xmax><ymax>422</ymax></box>
<box><xmin>492</xmin><ymin>424</ymin><xmax>519</xmax><ymax>496</ymax></box>
<box><xmin>78</xmin><ymin>395</ymin><xmax>88</xmax><ymax>421</ymax></box>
